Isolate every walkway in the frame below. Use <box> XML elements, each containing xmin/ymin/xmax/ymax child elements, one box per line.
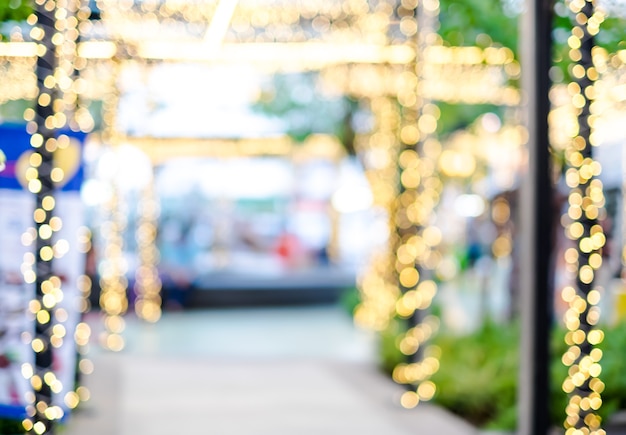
<box><xmin>63</xmin><ymin>306</ymin><xmax>478</xmax><ymax>435</ymax></box>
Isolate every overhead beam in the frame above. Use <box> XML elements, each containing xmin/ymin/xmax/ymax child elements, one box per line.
<box><xmin>0</xmin><ymin>41</ymin><xmax>518</xmax><ymax>66</ymax></box>
<box><xmin>137</xmin><ymin>42</ymin><xmax>415</xmax><ymax>65</ymax></box>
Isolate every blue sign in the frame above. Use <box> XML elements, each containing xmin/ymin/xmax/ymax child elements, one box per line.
<box><xmin>0</xmin><ymin>123</ymin><xmax>85</xmax><ymax>192</ymax></box>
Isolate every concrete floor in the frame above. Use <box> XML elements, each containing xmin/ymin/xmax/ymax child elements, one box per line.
<box><xmin>62</xmin><ymin>305</ymin><xmax>478</xmax><ymax>435</ymax></box>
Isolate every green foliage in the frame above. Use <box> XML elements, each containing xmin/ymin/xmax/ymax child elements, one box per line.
<box><xmin>429</xmin><ymin>321</ymin><xmax>520</xmax><ymax>429</ymax></box>
<box><xmin>439</xmin><ymin>0</ymin><xmax>626</xmax><ymax>86</ymax></box>
<box><xmin>438</xmin><ymin>0</ymin><xmax>518</xmax><ymax>53</ymax></box>
<box><xmin>338</xmin><ymin>286</ymin><xmax>362</xmax><ymax>317</ymax></box>
<box><xmin>0</xmin><ymin>418</ymin><xmax>25</xmax><ymax>435</ymax></box>
<box><xmin>379</xmin><ymin>319</ymin><xmax>626</xmax><ymax>430</ymax></box>
<box><xmin>379</xmin><ymin>317</ymin><xmax>410</xmax><ymax>376</ymax></box>
<box><xmin>552</xmin><ymin>6</ymin><xmax>626</xmax><ymax>83</ymax></box>
<box><xmin>597</xmin><ymin>323</ymin><xmax>626</xmax><ymax>413</ymax></box>
<box><xmin>0</xmin><ymin>100</ymin><xmax>31</xmax><ymax>122</ymax></box>
<box><xmin>253</xmin><ymin>72</ymin><xmax>358</xmax><ymax>154</ymax></box>
<box><xmin>550</xmin><ymin>322</ymin><xmax>626</xmax><ymax>424</ymax></box>
<box><xmin>436</xmin><ymin>102</ymin><xmax>502</xmax><ymax>137</ymax></box>
<box><xmin>0</xmin><ymin>0</ymin><xmax>32</xmax><ymax>27</ymax></box>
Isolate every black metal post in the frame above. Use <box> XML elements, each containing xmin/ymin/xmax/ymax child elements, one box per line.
<box><xmin>518</xmin><ymin>0</ymin><xmax>555</xmax><ymax>434</ymax></box>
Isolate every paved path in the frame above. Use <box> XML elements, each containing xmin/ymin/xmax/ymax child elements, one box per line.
<box><xmin>63</xmin><ymin>306</ymin><xmax>479</xmax><ymax>435</ymax></box>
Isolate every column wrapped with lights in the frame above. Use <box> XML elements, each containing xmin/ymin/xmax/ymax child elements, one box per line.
<box><xmin>63</xmin><ymin>0</ymin><xmax>96</xmax><ymax>412</ymax></box>
<box><xmin>71</xmin><ymin>226</ymin><xmax>95</xmax><ymax>408</ymax></box>
<box><xmin>94</xmin><ymin>0</ymin><xmax>131</xmax><ymax>344</ymax></box>
<box><xmin>21</xmin><ymin>0</ymin><xmax>80</xmax><ymax>433</ymax></box>
<box><xmin>560</xmin><ymin>1</ymin><xmax>607</xmax><ymax>433</ymax></box>
<box><xmin>97</xmin><ymin>167</ymin><xmax>128</xmax><ymax>351</ymax></box>
<box><xmin>353</xmin><ymin>96</ymin><xmax>404</xmax><ymax>331</ymax></box>
<box><xmin>97</xmin><ymin>55</ymin><xmax>130</xmax><ymax>351</ymax></box>
<box><xmin>389</xmin><ymin>0</ymin><xmax>442</xmax><ymax>408</ymax></box>
<box><xmin>134</xmin><ymin>182</ymin><xmax>162</xmax><ymax>323</ymax></box>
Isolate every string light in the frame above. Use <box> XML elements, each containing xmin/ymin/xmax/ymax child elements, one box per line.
<box><xmin>19</xmin><ymin>0</ymin><xmax>82</xmax><ymax>433</ymax></box>
<box><xmin>16</xmin><ymin>3</ymin><xmax>94</xmax><ymax>427</ymax></box>
<box><xmin>97</xmin><ymin>56</ymin><xmax>129</xmax><ymax>351</ymax></box>
<box><xmin>559</xmin><ymin>1</ymin><xmax>607</xmax><ymax>433</ymax></box>
<box><xmin>323</xmin><ymin>0</ymin><xmax>522</xmax><ymax>409</ymax></box>
<box><xmin>389</xmin><ymin>0</ymin><xmax>444</xmax><ymax>408</ymax></box>
<box><xmin>134</xmin><ymin>182</ymin><xmax>162</xmax><ymax>323</ymax></box>
<box><xmin>353</xmin><ymin>96</ymin><xmax>403</xmax><ymax>331</ymax></box>
<box><xmin>97</xmin><ymin>0</ymin><xmax>394</xmax><ymax>45</ymax></box>
<box><xmin>0</xmin><ymin>53</ymin><xmax>37</xmax><ymax>103</ymax></box>
<box><xmin>97</xmin><ymin>181</ymin><xmax>128</xmax><ymax>352</ymax></box>
<box><xmin>68</xmin><ymin>226</ymin><xmax>94</xmax><ymax>411</ymax></box>
<box><xmin>68</xmin><ymin>2</ymin><xmax>98</xmax><ymax>135</ymax></box>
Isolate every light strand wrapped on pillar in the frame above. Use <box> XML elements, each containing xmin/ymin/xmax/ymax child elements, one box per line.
<box><xmin>134</xmin><ymin>182</ymin><xmax>163</xmax><ymax>323</ymax></box>
<box><xmin>97</xmin><ymin>181</ymin><xmax>128</xmax><ymax>351</ymax></box>
<box><xmin>560</xmin><ymin>1</ymin><xmax>607</xmax><ymax>433</ymax></box>
<box><xmin>353</xmin><ymin>96</ymin><xmax>403</xmax><ymax>332</ymax></box>
<box><xmin>97</xmin><ymin>55</ymin><xmax>129</xmax><ymax>352</ymax></box>
<box><xmin>68</xmin><ymin>226</ymin><xmax>94</xmax><ymax>410</ymax></box>
<box><xmin>389</xmin><ymin>0</ymin><xmax>443</xmax><ymax>408</ymax></box>
<box><xmin>20</xmin><ymin>0</ymin><xmax>82</xmax><ymax>433</ymax></box>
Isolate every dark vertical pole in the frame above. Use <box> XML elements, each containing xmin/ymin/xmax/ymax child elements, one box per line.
<box><xmin>518</xmin><ymin>1</ymin><xmax>555</xmax><ymax>434</ymax></box>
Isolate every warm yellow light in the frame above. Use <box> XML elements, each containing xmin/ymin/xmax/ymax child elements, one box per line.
<box><xmin>36</xmin><ymin>310</ymin><xmax>50</xmax><ymax>324</ymax></box>
<box><xmin>417</xmin><ymin>380</ymin><xmax>436</xmax><ymax>401</ymax></box>
<box><xmin>400</xmin><ymin>391</ymin><xmax>419</xmax><ymax>409</ymax></box>
<box><xmin>439</xmin><ymin>150</ymin><xmax>476</xmax><ymax>177</ymax></box>
<box><xmin>138</xmin><ymin>41</ymin><xmax>415</xmax><ymax>65</ymax></box>
<box><xmin>106</xmin><ymin>333</ymin><xmax>125</xmax><ymax>352</ymax></box>
<box><xmin>560</xmin><ymin>5</ymin><xmax>607</xmax><ymax>431</ymax></box>
<box><xmin>64</xmin><ymin>392</ymin><xmax>80</xmax><ymax>409</ymax></box>
<box><xmin>31</xmin><ymin>339</ymin><xmax>44</xmax><ymax>353</ymax></box>
<box><xmin>76</xmin><ymin>40</ymin><xmax>116</xmax><ymax>58</ymax></box>
<box><xmin>33</xmin><ymin>421</ymin><xmax>46</xmax><ymax>435</ymax></box>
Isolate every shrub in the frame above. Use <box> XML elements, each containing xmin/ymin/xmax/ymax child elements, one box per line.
<box><xmin>379</xmin><ymin>319</ymin><xmax>626</xmax><ymax>430</ymax></box>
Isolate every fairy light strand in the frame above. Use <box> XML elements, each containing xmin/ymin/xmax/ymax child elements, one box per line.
<box><xmin>390</xmin><ymin>0</ymin><xmax>443</xmax><ymax>409</ymax></box>
<box><xmin>133</xmin><ymin>181</ymin><xmax>163</xmax><ymax>323</ymax></box>
<box><xmin>560</xmin><ymin>1</ymin><xmax>607</xmax><ymax>433</ymax></box>
<box><xmin>97</xmin><ymin>184</ymin><xmax>128</xmax><ymax>352</ymax></box>
<box><xmin>21</xmin><ymin>0</ymin><xmax>82</xmax><ymax>433</ymax></box>
<box><xmin>353</xmin><ymin>96</ymin><xmax>404</xmax><ymax>331</ymax></box>
<box><xmin>97</xmin><ymin>54</ymin><xmax>129</xmax><ymax>352</ymax></box>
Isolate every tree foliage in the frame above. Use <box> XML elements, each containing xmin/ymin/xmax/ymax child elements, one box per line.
<box><xmin>253</xmin><ymin>72</ymin><xmax>358</xmax><ymax>154</ymax></box>
<box><xmin>438</xmin><ymin>0</ymin><xmax>519</xmax><ymax>53</ymax></box>
<box><xmin>0</xmin><ymin>0</ymin><xmax>32</xmax><ymax>27</ymax></box>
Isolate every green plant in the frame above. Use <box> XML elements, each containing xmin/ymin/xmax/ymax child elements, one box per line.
<box><xmin>0</xmin><ymin>418</ymin><xmax>25</xmax><ymax>435</ymax></box>
<box><xmin>429</xmin><ymin>320</ymin><xmax>520</xmax><ymax>429</ymax></box>
<box><xmin>379</xmin><ymin>319</ymin><xmax>626</xmax><ymax>431</ymax></box>
<box><xmin>0</xmin><ymin>1</ymin><xmax>32</xmax><ymax>26</ymax></box>
<box><xmin>550</xmin><ymin>322</ymin><xmax>626</xmax><ymax>426</ymax></box>
<box><xmin>339</xmin><ymin>286</ymin><xmax>361</xmax><ymax>317</ymax></box>
<box><xmin>253</xmin><ymin>72</ymin><xmax>358</xmax><ymax>155</ymax></box>
<box><xmin>379</xmin><ymin>317</ymin><xmax>411</xmax><ymax>377</ymax></box>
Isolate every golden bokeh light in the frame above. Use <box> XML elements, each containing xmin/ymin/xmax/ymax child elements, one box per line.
<box><xmin>558</xmin><ymin>1</ymin><xmax>607</xmax><ymax>432</ymax></box>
